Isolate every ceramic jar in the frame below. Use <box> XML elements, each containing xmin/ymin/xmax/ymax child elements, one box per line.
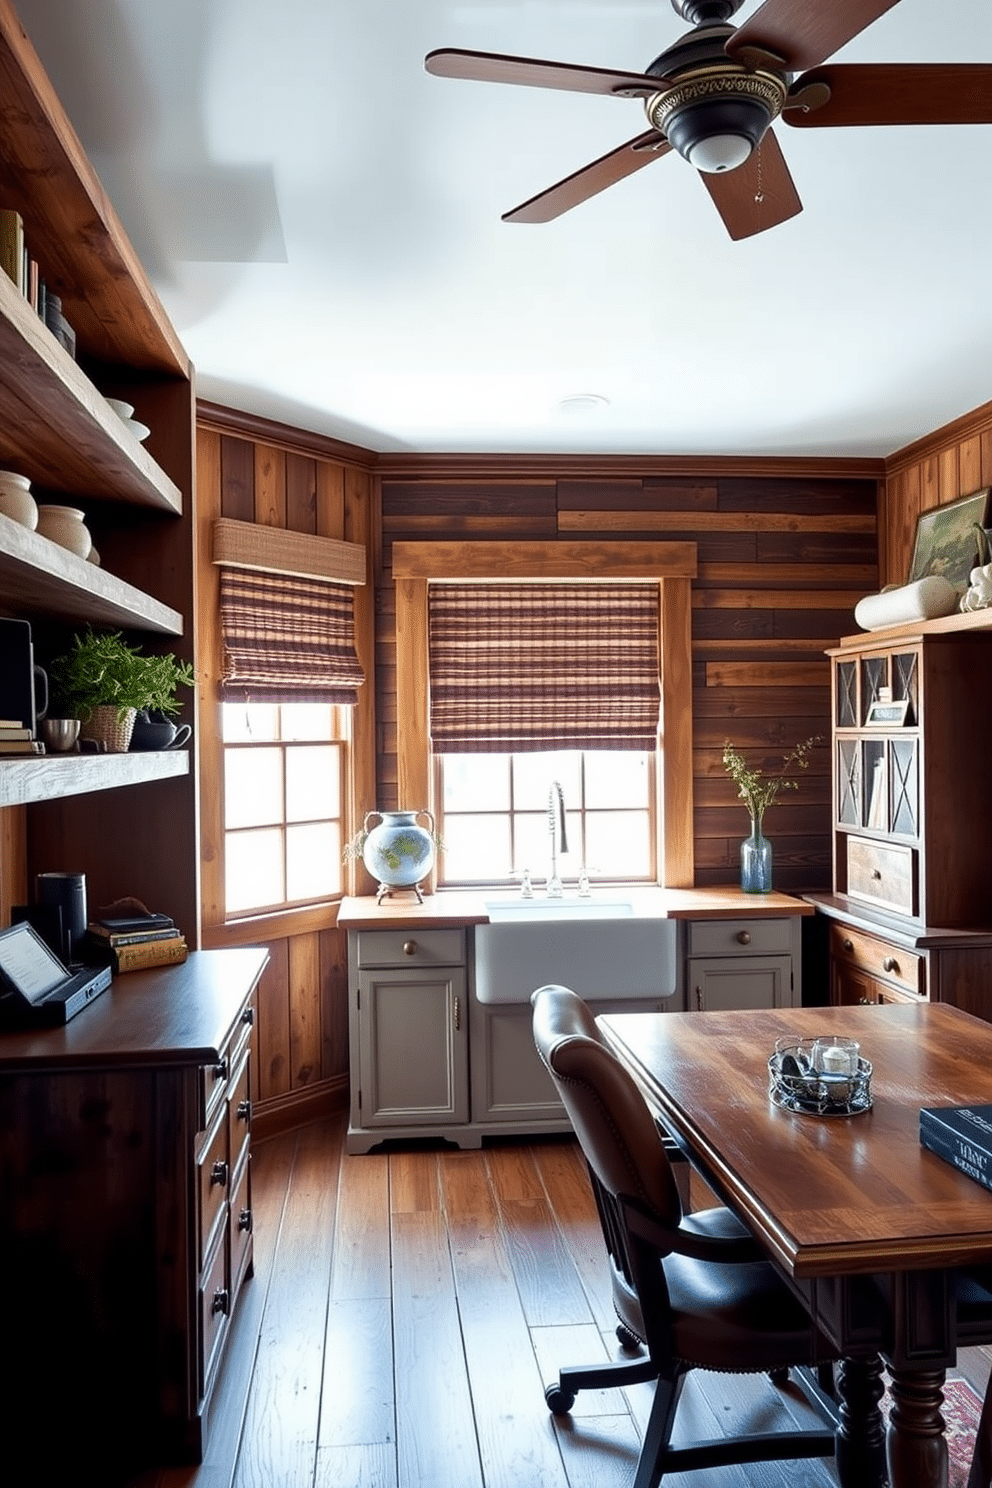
<box><xmin>0</xmin><ymin>470</ymin><xmax>38</xmax><ymax>528</ymax></box>
<box><xmin>361</xmin><ymin>809</ymin><xmax>436</xmax><ymax>893</ymax></box>
<box><xmin>35</xmin><ymin>504</ymin><xmax>92</xmax><ymax>559</ymax></box>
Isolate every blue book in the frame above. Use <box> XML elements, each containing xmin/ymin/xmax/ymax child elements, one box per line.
<box><xmin>920</xmin><ymin>1105</ymin><xmax>992</xmax><ymax>1195</ymax></box>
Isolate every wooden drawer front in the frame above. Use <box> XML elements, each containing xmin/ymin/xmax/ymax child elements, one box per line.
<box><xmin>201</xmin><ymin>1053</ymin><xmax>230</xmax><ymax>1131</ymax></box>
<box><xmin>229</xmin><ymin>1153</ymin><xmax>253</xmax><ymax>1296</ymax></box>
<box><xmin>846</xmin><ymin>836</ymin><xmax>916</xmax><ymax>915</ymax></box>
<box><xmin>228</xmin><ymin>1049</ymin><xmax>252</xmax><ymax>1176</ymax></box>
<box><xmin>356</xmin><ymin>928</ymin><xmax>464</xmax><ymax>968</ymax></box>
<box><xmin>830</xmin><ymin>924</ymin><xmax>923</xmax><ymax>998</ymax></box>
<box><xmin>688</xmin><ymin>918</ymin><xmax>792</xmax><ymax>957</ymax></box>
<box><xmin>199</xmin><ymin>1226</ymin><xmax>230</xmax><ymax>1396</ymax></box>
<box><xmin>198</xmin><ymin>1107</ymin><xmax>230</xmax><ymax>1268</ymax></box>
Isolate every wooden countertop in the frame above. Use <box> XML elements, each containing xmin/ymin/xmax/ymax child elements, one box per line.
<box><xmin>0</xmin><ymin>947</ymin><xmax>269</xmax><ymax>1070</ymax></box>
<box><xmin>337</xmin><ymin>885</ymin><xmax>813</xmax><ymax>931</ymax></box>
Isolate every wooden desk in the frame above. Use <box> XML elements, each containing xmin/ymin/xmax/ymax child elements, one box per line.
<box><xmin>599</xmin><ymin>1001</ymin><xmax>992</xmax><ymax>1488</ymax></box>
<box><xmin>0</xmin><ymin>948</ymin><xmax>268</xmax><ymax>1477</ymax></box>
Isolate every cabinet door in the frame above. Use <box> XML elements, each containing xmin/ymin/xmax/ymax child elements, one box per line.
<box><xmin>688</xmin><ymin>956</ymin><xmax>792</xmax><ymax>1012</ymax></box>
<box><xmin>357</xmin><ymin>968</ymin><xmax>469</xmax><ymax>1127</ymax></box>
<box><xmin>469</xmin><ymin>1001</ymin><xmax>563</xmax><ymax>1125</ymax></box>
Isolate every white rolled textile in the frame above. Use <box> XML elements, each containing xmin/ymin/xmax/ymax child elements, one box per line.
<box><xmin>854</xmin><ymin>576</ymin><xmax>960</xmax><ymax>631</ymax></box>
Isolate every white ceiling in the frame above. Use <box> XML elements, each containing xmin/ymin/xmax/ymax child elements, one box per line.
<box><xmin>14</xmin><ymin>0</ymin><xmax>992</xmax><ymax>458</ymax></box>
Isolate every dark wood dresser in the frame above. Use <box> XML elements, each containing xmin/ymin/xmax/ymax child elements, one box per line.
<box><xmin>0</xmin><ymin>947</ymin><xmax>267</xmax><ymax>1478</ymax></box>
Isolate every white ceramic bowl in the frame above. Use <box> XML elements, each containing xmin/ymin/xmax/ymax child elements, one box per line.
<box><xmin>105</xmin><ymin>398</ymin><xmax>135</xmax><ymax>420</ymax></box>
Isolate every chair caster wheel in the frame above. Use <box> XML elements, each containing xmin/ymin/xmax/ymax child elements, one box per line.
<box><xmin>545</xmin><ymin>1383</ymin><xmax>576</xmax><ymax>1415</ymax></box>
<box><xmin>616</xmin><ymin>1323</ymin><xmax>641</xmax><ymax>1351</ymax></box>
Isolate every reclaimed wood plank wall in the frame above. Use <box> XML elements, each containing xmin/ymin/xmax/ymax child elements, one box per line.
<box><xmin>881</xmin><ymin>398</ymin><xmax>992</xmax><ymax>588</ymax></box>
<box><xmin>195</xmin><ymin>406</ymin><xmax>377</xmax><ymax>1131</ymax></box>
<box><xmin>376</xmin><ymin>459</ymin><xmax>881</xmax><ymax>897</ymax></box>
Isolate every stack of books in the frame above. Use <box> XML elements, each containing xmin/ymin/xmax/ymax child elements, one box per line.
<box><xmin>85</xmin><ymin>910</ymin><xmax>188</xmax><ymax>973</ymax></box>
<box><xmin>0</xmin><ymin>719</ymin><xmax>43</xmax><ymax>756</ymax></box>
<box><xmin>920</xmin><ymin>1104</ymin><xmax>992</xmax><ymax>1195</ymax></box>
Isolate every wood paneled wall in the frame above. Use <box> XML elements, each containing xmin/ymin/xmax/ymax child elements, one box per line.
<box><xmin>881</xmin><ymin>397</ymin><xmax>992</xmax><ymax>587</ymax></box>
<box><xmin>195</xmin><ymin>405</ymin><xmax>377</xmax><ymax>1132</ymax></box>
<box><xmin>376</xmin><ymin>458</ymin><xmax>880</xmax><ymax>896</ymax></box>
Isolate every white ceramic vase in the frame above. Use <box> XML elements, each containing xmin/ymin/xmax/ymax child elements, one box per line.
<box><xmin>35</xmin><ymin>504</ymin><xmax>92</xmax><ymax>559</ymax></box>
<box><xmin>0</xmin><ymin>470</ymin><xmax>38</xmax><ymax>528</ymax></box>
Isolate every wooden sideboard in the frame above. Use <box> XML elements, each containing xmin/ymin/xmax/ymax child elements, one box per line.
<box><xmin>0</xmin><ymin>947</ymin><xmax>267</xmax><ymax>1480</ymax></box>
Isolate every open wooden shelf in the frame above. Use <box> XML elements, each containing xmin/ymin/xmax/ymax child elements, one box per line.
<box><xmin>0</xmin><ymin>748</ymin><xmax>188</xmax><ymax>808</ymax></box>
<box><xmin>0</xmin><ymin>1</ymin><xmax>188</xmax><ymax>377</ymax></box>
<box><xmin>0</xmin><ymin>513</ymin><xmax>183</xmax><ymax>633</ymax></box>
<box><xmin>0</xmin><ymin>274</ymin><xmax>181</xmax><ymax>512</ymax></box>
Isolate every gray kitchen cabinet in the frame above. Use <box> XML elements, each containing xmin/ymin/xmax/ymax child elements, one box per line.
<box><xmin>685</xmin><ymin>917</ymin><xmax>802</xmax><ymax>1012</ymax></box>
<box><xmin>346</xmin><ymin>928</ymin><xmax>470</xmax><ymax>1153</ymax></box>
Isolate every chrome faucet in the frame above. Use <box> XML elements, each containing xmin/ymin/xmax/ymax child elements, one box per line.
<box><xmin>547</xmin><ymin>781</ymin><xmax>569</xmax><ymax>898</ymax></box>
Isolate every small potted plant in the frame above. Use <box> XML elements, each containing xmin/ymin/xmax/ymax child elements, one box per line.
<box><xmin>49</xmin><ymin>628</ymin><xmax>195</xmax><ymax>753</ymax></box>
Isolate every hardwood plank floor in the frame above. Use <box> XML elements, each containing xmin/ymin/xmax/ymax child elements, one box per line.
<box><xmin>131</xmin><ymin>1114</ymin><xmax>992</xmax><ymax>1488</ymax></box>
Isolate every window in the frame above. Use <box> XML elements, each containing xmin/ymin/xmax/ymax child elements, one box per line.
<box><xmin>438</xmin><ymin>747</ymin><xmax>654</xmax><ymax>887</ymax></box>
<box><xmin>222</xmin><ymin>702</ymin><xmax>345</xmax><ymax>916</ymax></box>
<box><xmin>391</xmin><ymin>541</ymin><xmax>697</xmax><ymax>888</ymax></box>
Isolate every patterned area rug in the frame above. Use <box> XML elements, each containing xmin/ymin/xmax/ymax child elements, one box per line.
<box><xmin>880</xmin><ymin>1376</ymin><xmax>984</xmax><ymax>1488</ymax></box>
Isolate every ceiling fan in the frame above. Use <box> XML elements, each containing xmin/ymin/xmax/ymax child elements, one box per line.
<box><xmin>425</xmin><ymin>0</ymin><xmax>992</xmax><ymax>240</ymax></box>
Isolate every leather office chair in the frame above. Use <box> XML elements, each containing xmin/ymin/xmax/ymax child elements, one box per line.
<box><xmin>531</xmin><ymin>983</ymin><xmax>838</xmax><ymax>1488</ymax></box>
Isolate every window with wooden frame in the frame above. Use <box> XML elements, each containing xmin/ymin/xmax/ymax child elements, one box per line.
<box><xmin>212</xmin><ymin>519</ymin><xmax>366</xmax><ymax>920</ymax></box>
<box><xmin>391</xmin><ymin>541</ymin><xmax>697</xmax><ymax>890</ymax></box>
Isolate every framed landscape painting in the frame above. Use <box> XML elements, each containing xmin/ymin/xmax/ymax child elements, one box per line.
<box><xmin>907</xmin><ymin>487</ymin><xmax>991</xmax><ymax>590</ymax></box>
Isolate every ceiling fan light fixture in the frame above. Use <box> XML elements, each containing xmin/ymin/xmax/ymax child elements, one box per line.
<box><xmin>684</xmin><ymin>129</ymin><xmax>754</xmax><ymax>173</ymax></box>
<box><xmin>646</xmin><ymin>67</ymin><xmax>786</xmax><ymax>174</ymax></box>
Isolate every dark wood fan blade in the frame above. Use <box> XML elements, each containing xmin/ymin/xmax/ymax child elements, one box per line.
<box><xmin>784</xmin><ymin>64</ymin><xmax>992</xmax><ymax>127</ymax></box>
<box><xmin>726</xmin><ymin>0</ymin><xmax>902</xmax><ymax>73</ymax></box>
<box><xmin>701</xmin><ymin>130</ymin><xmax>802</xmax><ymax>240</ymax></box>
<box><xmin>503</xmin><ymin>132</ymin><xmax>671</xmax><ymax>223</ymax></box>
<box><xmin>425</xmin><ymin>48</ymin><xmax>660</xmax><ymax>97</ymax></box>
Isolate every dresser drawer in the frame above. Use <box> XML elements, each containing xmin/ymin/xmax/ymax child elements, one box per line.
<box><xmin>199</xmin><ymin>1225</ymin><xmax>230</xmax><ymax>1395</ymax></box>
<box><xmin>228</xmin><ymin>1047</ymin><xmax>252</xmax><ymax>1177</ymax></box>
<box><xmin>830</xmin><ymin>923</ymin><xmax>923</xmax><ymax>998</ymax></box>
<box><xmin>356</xmin><ymin>928</ymin><xmax>465</xmax><ymax>968</ymax></box>
<box><xmin>846</xmin><ymin>836</ymin><xmax>916</xmax><ymax>916</ymax></box>
<box><xmin>229</xmin><ymin>1152</ymin><xmax>253</xmax><ymax>1296</ymax></box>
<box><xmin>688</xmin><ymin>918</ymin><xmax>792</xmax><ymax>957</ymax></box>
<box><xmin>197</xmin><ymin>1105</ymin><xmax>230</xmax><ymax>1268</ymax></box>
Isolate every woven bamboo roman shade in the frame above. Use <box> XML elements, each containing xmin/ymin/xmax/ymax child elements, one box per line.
<box><xmin>218</xmin><ymin>568</ymin><xmax>365</xmax><ymax>705</ymax></box>
<box><xmin>428</xmin><ymin>583</ymin><xmax>660</xmax><ymax>752</ymax></box>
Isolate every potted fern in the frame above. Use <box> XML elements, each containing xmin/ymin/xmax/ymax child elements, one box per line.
<box><xmin>49</xmin><ymin>628</ymin><xmax>194</xmax><ymax>753</ymax></box>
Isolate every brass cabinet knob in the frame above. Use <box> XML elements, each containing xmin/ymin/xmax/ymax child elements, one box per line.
<box><xmin>403</xmin><ymin>940</ymin><xmax>417</xmax><ymax>956</ymax></box>
<box><xmin>843</xmin><ymin>938</ymin><xmax>854</xmax><ymax>953</ymax></box>
<box><xmin>882</xmin><ymin>956</ymin><xmax>898</xmax><ymax>974</ymax></box>
<box><xmin>736</xmin><ymin>930</ymin><xmax>751</xmax><ymax>945</ymax></box>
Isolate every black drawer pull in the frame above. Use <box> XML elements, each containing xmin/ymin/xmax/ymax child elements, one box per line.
<box><xmin>236</xmin><ymin>1099</ymin><xmax>252</xmax><ymax>1123</ymax></box>
<box><xmin>210</xmin><ymin>1160</ymin><xmax>229</xmax><ymax>1188</ymax></box>
<box><xmin>736</xmin><ymin>930</ymin><xmax>751</xmax><ymax>946</ymax></box>
<box><xmin>842</xmin><ymin>938</ymin><xmax>854</xmax><ymax>953</ymax></box>
<box><xmin>238</xmin><ymin>1207</ymin><xmax>253</xmax><ymax>1234</ymax></box>
<box><xmin>211</xmin><ymin>1288</ymin><xmax>230</xmax><ymax>1317</ymax></box>
<box><xmin>403</xmin><ymin>940</ymin><xmax>418</xmax><ymax>956</ymax></box>
<box><xmin>241</xmin><ymin>1005</ymin><xmax>255</xmax><ymax>1026</ymax></box>
<box><xmin>212</xmin><ymin>1057</ymin><xmax>228</xmax><ymax>1082</ymax></box>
